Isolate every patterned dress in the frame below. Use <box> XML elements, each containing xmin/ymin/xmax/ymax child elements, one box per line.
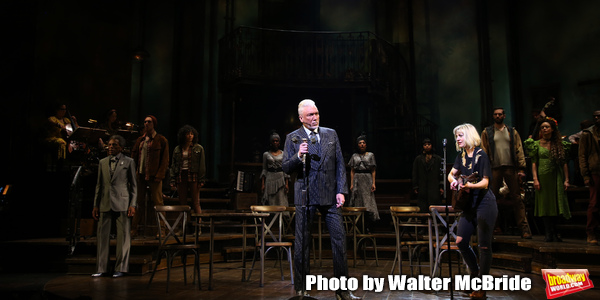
<box><xmin>525</xmin><ymin>138</ymin><xmax>571</xmax><ymax>218</ymax></box>
<box><xmin>348</xmin><ymin>152</ymin><xmax>379</xmax><ymax>220</ymax></box>
<box><xmin>261</xmin><ymin>151</ymin><xmax>289</xmax><ymax>206</ymax></box>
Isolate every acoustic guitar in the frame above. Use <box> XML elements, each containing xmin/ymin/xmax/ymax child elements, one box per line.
<box><xmin>451</xmin><ymin>171</ymin><xmax>479</xmax><ymax>211</ymax></box>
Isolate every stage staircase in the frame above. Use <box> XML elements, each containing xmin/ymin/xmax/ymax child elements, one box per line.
<box><xmin>491</xmin><ymin>185</ymin><xmax>600</xmax><ymax>287</ymax></box>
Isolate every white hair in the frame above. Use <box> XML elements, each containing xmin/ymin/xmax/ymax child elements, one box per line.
<box><xmin>298</xmin><ymin>99</ymin><xmax>317</xmax><ymax>116</ymax></box>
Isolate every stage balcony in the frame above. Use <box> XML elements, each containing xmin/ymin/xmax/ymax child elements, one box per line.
<box><xmin>219</xmin><ymin>26</ymin><xmax>403</xmax><ymax>90</ymax></box>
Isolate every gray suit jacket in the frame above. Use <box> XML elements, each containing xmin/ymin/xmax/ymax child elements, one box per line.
<box><xmin>282</xmin><ymin>126</ymin><xmax>347</xmax><ymax>206</ymax></box>
<box><xmin>94</xmin><ymin>153</ymin><xmax>138</xmax><ymax>212</ymax></box>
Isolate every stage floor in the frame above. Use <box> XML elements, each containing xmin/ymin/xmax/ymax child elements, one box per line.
<box><xmin>6</xmin><ymin>259</ymin><xmax>596</xmax><ymax>300</ymax></box>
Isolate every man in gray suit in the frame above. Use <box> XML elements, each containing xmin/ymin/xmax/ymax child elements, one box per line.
<box><xmin>283</xmin><ymin>99</ymin><xmax>360</xmax><ymax>300</ymax></box>
<box><xmin>92</xmin><ymin>135</ymin><xmax>137</xmax><ymax>278</ymax></box>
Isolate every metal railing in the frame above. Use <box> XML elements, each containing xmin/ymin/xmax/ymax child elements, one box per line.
<box><xmin>219</xmin><ymin>26</ymin><xmax>399</xmax><ymax>86</ymax></box>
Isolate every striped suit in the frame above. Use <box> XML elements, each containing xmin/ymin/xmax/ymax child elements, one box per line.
<box><xmin>283</xmin><ymin>126</ymin><xmax>348</xmax><ymax>292</ymax></box>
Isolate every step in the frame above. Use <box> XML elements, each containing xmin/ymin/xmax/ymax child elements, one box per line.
<box><xmin>200</xmin><ymin>187</ymin><xmax>229</xmax><ymax>193</ymax></box>
<box><xmin>531</xmin><ymin>261</ymin><xmax>555</xmax><ymax>275</ymax></box>
<box><xmin>370</xmin><ymin>233</ymin><xmax>396</xmax><ymax>239</ymax></box>
<box><xmin>365</xmin><ymin>245</ymin><xmax>396</xmax><ymax>252</ymax></box>
<box><xmin>66</xmin><ymin>254</ymin><xmax>153</xmax><ymax>275</ymax></box>
<box><xmin>555</xmin><ymin>263</ymin><xmax>600</xmax><ymax>277</ymax></box>
<box><xmin>222</xmin><ymin>246</ymin><xmax>256</xmax><ymax>254</ymax></box>
<box><xmin>569</xmin><ymin>210</ymin><xmax>587</xmax><ymax>216</ymax></box>
<box><xmin>491</xmin><ymin>252</ymin><xmax>532</xmax><ymax>273</ymax></box>
<box><xmin>574</xmin><ymin>197</ymin><xmax>590</xmax><ymax>203</ymax></box>
<box><xmin>555</xmin><ymin>224</ymin><xmax>587</xmax><ymax>233</ymax></box>
<box><xmin>163</xmin><ymin>196</ymin><xmax>230</xmax><ymax>204</ymax></box>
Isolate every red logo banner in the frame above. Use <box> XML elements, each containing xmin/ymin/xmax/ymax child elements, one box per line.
<box><xmin>542</xmin><ymin>269</ymin><xmax>594</xmax><ymax>299</ymax></box>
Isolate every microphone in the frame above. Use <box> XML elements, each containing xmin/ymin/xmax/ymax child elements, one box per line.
<box><xmin>442</xmin><ymin>138</ymin><xmax>447</xmax><ymax>147</ymax></box>
<box><xmin>301</xmin><ymin>138</ymin><xmax>308</xmax><ymax>164</ymax></box>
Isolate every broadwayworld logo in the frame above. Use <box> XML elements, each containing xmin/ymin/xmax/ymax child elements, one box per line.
<box><xmin>543</xmin><ymin>269</ymin><xmax>594</xmax><ymax>299</ymax></box>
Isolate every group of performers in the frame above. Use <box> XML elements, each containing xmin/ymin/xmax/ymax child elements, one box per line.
<box><xmin>87</xmin><ymin>114</ymin><xmax>206</xmax><ymax>279</ymax></box>
<box><xmin>46</xmin><ymin>100</ymin><xmax>600</xmax><ymax>300</ymax></box>
<box><xmin>44</xmin><ymin>105</ymin><xmax>138</xmax><ymax>170</ymax></box>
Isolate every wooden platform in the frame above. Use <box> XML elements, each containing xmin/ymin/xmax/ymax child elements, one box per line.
<box><xmin>491</xmin><ymin>235</ymin><xmax>600</xmax><ymax>277</ymax></box>
<box><xmin>2</xmin><ymin>233</ymin><xmax>600</xmax><ymax>299</ymax></box>
<box><xmin>4</xmin><ymin>260</ymin><xmax>599</xmax><ymax>300</ymax></box>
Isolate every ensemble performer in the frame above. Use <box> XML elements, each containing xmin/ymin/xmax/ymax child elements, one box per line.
<box><xmin>98</xmin><ymin>109</ymin><xmax>121</xmax><ymax>148</ymax></box>
<box><xmin>91</xmin><ymin>135</ymin><xmax>137</xmax><ymax>278</ymax></box>
<box><xmin>412</xmin><ymin>138</ymin><xmax>443</xmax><ymax>215</ymax></box>
<box><xmin>260</xmin><ymin>132</ymin><xmax>289</xmax><ymax>207</ymax></box>
<box><xmin>282</xmin><ymin>99</ymin><xmax>361</xmax><ymax>300</ymax></box>
<box><xmin>579</xmin><ymin>110</ymin><xmax>600</xmax><ymax>245</ymax></box>
<box><xmin>170</xmin><ymin>125</ymin><xmax>206</xmax><ymax>214</ymax></box>
<box><xmin>131</xmin><ymin>115</ymin><xmax>169</xmax><ymax>237</ymax></box>
<box><xmin>348</xmin><ymin>135</ymin><xmax>379</xmax><ymax>232</ymax></box>
<box><xmin>480</xmin><ymin>107</ymin><xmax>532</xmax><ymax>239</ymax></box>
<box><xmin>525</xmin><ymin>117</ymin><xmax>571</xmax><ymax>242</ymax></box>
<box><xmin>448</xmin><ymin>123</ymin><xmax>497</xmax><ymax>300</ymax></box>
<box><xmin>46</xmin><ymin>103</ymin><xmax>77</xmax><ymax>160</ymax></box>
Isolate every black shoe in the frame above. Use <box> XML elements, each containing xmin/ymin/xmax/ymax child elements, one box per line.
<box><xmin>544</xmin><ymin>230</ymin><xmax>553</xmax><ymax>242</ymax></box>
<box><xmin>336</xmin><ymin>290</ymin><xmax>361</xmax><ymax>300</ymax></box>
<box><xmin>112</xmin><ymin>272</ymin><xmax>125</xmax><ymax>278</ymax></box>
<box><xmin>554</xmin><ymin>234</ymin><xmax>563</xmax><ymax>242</ymax></box>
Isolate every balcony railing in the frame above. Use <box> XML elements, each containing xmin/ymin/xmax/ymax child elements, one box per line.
<box><xmin>219</xmin><ymin>26</ymin><xmax>399</xmax><ymax>87</ymax></box>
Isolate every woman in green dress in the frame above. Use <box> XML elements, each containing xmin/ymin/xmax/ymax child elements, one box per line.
<box><xmin>525</xmin><ymin>117</ymin><xmax>571</xmax><ymax>242</ymax></box>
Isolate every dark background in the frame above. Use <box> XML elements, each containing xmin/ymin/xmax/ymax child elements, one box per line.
<box><xmin>1</xmin><ymin>0</ymin><xmax>599</xmax><ymax>240</ymax></box>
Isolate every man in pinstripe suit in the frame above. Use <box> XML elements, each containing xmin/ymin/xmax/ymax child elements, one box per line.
<box><xmin>283</xmin><ymin>99</ymin><xmax>360</xmax><ymax>300</ymax></box>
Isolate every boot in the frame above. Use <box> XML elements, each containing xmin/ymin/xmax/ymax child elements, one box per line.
<box><xmin>543</xmin><ymin>217</ymin><xmax>553</xmax><ymax>242</ymax></box>
<box><xmin>469</xmin><ymin>290</ymin><xmax>486</xmax><ymax>299</ymax></box>
<box><xmin>587</xmin><ymin>233</ymin><xmax>598</xmax><ymax>245</ymax></box>
<box><xmin>552</xmin><ymin>217</ymin><xmax>562</xmax><ymax>242</ymax></box>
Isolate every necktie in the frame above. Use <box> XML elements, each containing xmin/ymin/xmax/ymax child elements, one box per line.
<box><xmin>110</xmin><ymin>156</ymin><xmax>117</xmax><ymax>177</ymax></box>
<box><xmin>308</xmin><ymin>131</ymin><xmax>320</xmax><ymax>166</ymax></box>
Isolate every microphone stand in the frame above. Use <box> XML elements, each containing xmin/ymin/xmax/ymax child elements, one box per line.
<box><xmin>442</xmin><ymin>138</ymin><xmax>454</xmax><ymax>300</ymax></box>
<box><xmin>290</xmin><ymin>137</ymin><xmax>317</xmax><ymax>300</ymax></box>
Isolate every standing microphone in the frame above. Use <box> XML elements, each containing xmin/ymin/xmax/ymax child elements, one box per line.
<box><xmin>301</xmin><ymin>138</ymin><xmax>308</xmax><ymax>164</ymax></box>
<box><xmin>442</xmin><ymin>138</ymin><xmax>447</xmax><ymax>147</ymax></box>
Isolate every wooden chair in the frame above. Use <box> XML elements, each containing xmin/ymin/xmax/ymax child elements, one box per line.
<box><xmin>147</xmin><ymin>205</ymin><xmax>201</xmax><ymax>292</ymax></box>
<box><xmin>247</xmin><ymin>205</ymin><xmax>294</xmax><ymax>283</ymax></box>
<box><xmin>390</xmin><ymin>206</ymin><xmax>430</xmax><ymax>275</ymax></box>
<box><xmin>342</xmin><ymin>206</ymin><xmax>378</xmax><ymax>267</ymax></box>
<box><xmin>429</xmin><ymin>205</ymin><xmax>466</xmax><ymax>277</ymax></box>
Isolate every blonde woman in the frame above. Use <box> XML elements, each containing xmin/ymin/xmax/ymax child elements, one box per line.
<box><xmin>447</xmin><ymin>123</ymin><xmax>497</xmax><ymax>300</ymax></box>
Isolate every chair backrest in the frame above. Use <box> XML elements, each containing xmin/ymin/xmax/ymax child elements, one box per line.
<box><xmin>429</xmin><ymin>205</ymin><xmax>460</xmax><ymax>246</ymax></box>
<box><xmin>154</xmin><ymin>205</ymin><xmax>192</xmax><ymax>247</ymax></box>
<box><xmin>251</xmin><ymin>205</ymin><xmax>286</xmax><ymax>242</ymax></box>
<box><xmin>284</xmin><ymin>206</ymin><xmax>296</xmax><ymax>234</ymax></box>
<box><xmin>342</xmin><ymin>206</ymin><xmax>367</xmax><ymax>234</ymax></box>
<box><xmin>251</xmin><ymin>205</ymin><xmax>286</xmax><ymax>213</ymax></box>
<box><xmin>390</xmin><ymin>206</ymin><xmax>423</xmax><ymax>240</ymax></box>
<box><xmin>390</xmin><ymin>206</ymin><xmax>420</xmax><ymax>213</ymax></box>
<box><xmin>342</xmin><ymin>207</ymin><xmax>367</xmax><ymax>213</ymax></box>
